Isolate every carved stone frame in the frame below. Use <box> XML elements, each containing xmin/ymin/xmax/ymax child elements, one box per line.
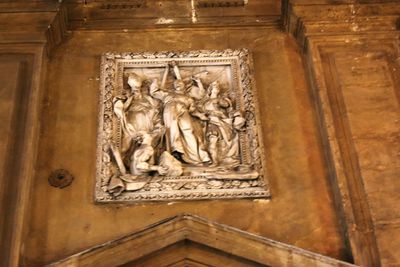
<box><xmin>96</xmin><ymin>49</ymin><xmax>270</xmax><ymax>203</ymax></box>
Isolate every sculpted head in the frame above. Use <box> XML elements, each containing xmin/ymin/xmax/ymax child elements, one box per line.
<box><xmin>127</xmin><ymin>73</ymin><xmax>143</xmax><ymax>91</ymax></box>
<box><xmin>173</xmin><ymin>79</ymin><xmax>185</xmax><ymax>92</ymax></box>
<box><xmin>133</xmin><ymin>132</ymin><xmax>153</xmax><ymax>146</ymax></box>
<box><xmin>209</xmin><ymin>81</ymin><xmax>220</xmax><ymax>97</ymax></box>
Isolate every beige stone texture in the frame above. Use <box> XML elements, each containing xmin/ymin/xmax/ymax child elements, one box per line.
<box><xmin>1</xmin><ymin>1</ymin><xmax>399</xmax><ymax>266</ymax></box>
<box><xmin>24</xmin><ymin>28</ymin><xmax>347</xmax><ymax>265</ymax></box>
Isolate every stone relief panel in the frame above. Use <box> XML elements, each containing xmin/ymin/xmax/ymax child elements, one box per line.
<box><xmin>96</xmin><ymin>49</ymin><xmax>269</xmax><ymax>202</ymax></box>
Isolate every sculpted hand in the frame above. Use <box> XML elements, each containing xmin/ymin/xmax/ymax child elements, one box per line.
<box><xmin>191</xmin><ymin>76</ymin><xmax>201</xmax><ymax>84</ymax></box>
<box><xmin>150</xmin><ymin>78</ymin><xmax>159</xmax><ymax>92</ymax></box>
<box><xmin>198</xmin><ymin>113</ymin><xmax>209</xmax><ymax>121</ymax></box>
<box><xmin>114</xmin><ymin>95</ymin><xmax>128</xmax><ymax>101</ymax></box>
<box><xmin>156</xmin><ymin>166</ymin><xmax>168</xmax><ymax>175</ymax></box>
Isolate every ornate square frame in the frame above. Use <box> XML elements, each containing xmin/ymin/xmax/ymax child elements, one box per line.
<box><xmin>96</xmin><ymin>49</ymin><xmax>270</xmax><ymax>203</ymax></box>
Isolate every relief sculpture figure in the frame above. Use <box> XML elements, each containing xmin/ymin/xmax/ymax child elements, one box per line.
<box><xmin>113</xmin><ymin>73</ymin><xmax>162</xmax><ymax>157</ymax></box>
<box><xmin>97</xmin><ymin>49</ymin><xmax>269</xmax><ymax>202</ymax></box>
<box><xmin>202</xmin><ymin>81</ymin><xmax>245</xmax><ymax>166</ymax></box>
<box><xmin>106</xmin><ymin>59</ymin><xmax>256</xmax><ymax>196</ymax></box>
<box><xmin>108</xmin><ymin>73</ymin><xmax>165</xmax><ymax>195</ymax></box>
<box><xmin>149</xmin><ymin>64</ymin><xmax>211</xmax><ymax>165</ymax></box>
<box><xmin>129</xmin><ymin>133</ymin><xmax>167</xmax><ymax>176</ymax></box>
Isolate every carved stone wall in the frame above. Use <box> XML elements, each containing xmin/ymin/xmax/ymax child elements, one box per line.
<box><xmin>309</xmin><ymin>38</ymin><xmax>400</xmax><ymax>267</ymax></box>
<box><xmin>1</xmin><ymin>1</ymin><xmax>399</xmax><ymax>266</ymax></box>
<box><xmin>0</xmin><ymin>3</ymin><xmax>67</xmax><ymax>266</ymax></box>
<box><xmin>0</xmin><ymin>49</ymin><xmax>36</xmax><ymax>267</ymax></box>
<box><xmin>23</xmin><ymin>28</ymin><xmax>347</xmax><ymax>265</ymax></box>
<box><xmin>286</xmin><ymin>1</ymin><xmax>400</xmax><ymax>265</ymax></box>
<box><xmin>96</xmin><ymin>49</ymin><xmax>269</xmax><ymax>202</ymax></box>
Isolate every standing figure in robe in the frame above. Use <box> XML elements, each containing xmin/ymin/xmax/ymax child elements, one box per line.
<box><xmin>113</xmin><ymin>73</ymin><xmax>162</xmax><ymax>161</ymax></box>
<box><xmin>149</xmin><ymin>64</ymin><xmax>210</xmax><ymax>165</ymax></box>
<box><xmin>202</xmin><ymin>81</ymin><xmax>245</xmax><ymax>166</ymax></box>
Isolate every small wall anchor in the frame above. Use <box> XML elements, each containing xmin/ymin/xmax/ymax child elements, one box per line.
<box><xmin>48</xmin><ymin>169</ymin><xmax>74</xmax><ymax>189</ymax></box>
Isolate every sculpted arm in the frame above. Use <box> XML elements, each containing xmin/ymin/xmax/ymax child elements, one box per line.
<box><xmin>192</xmin><ymin>76</ymin><xmax>206</xmax><ymax>95</ymax></box>
<box><xmin>125</xmin><ymin>95</ymin><xmax>134</xmax><ymax>109</ymax></box>
<box><xmin>149</xmin><ymin>78</ymin><xmax>168</xmax><ymax>101</ymax></box>
<box><xmin>188</xmin><ymin>98</ymin><xmax>208</xmax><ymax>121</ymax></box>
<box><xmin>113</xmin><ymin>96</ymin><xmax>127</xmax><ymax>121</ymax></box>
<box><xmin>136</xmin><ymin>161</ymin><xmax>163</xmax><ymax>173</ymax></box>
<box><xmin>149</xmin><ymin>64</ymin><xmax>170</xmax><ymax>101</ymax></box>
<box><xmin>132</xmin><ymin>147</ymin><xmax>167</xmax><ymax>175</ymax></box>
<box><xmin>218</xmin><ymin>97</ymin><xmax>231</xmax><ymax>109</ymax></box>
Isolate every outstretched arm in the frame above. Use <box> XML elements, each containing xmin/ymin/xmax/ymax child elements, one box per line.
<box><xmin>149</xmin><ymin>78</ymin><xmax>167</xmax><ymax>101</ymax></box>
<box><xmin>192</xmin><ymin>77</ymin><xmax>206</xmax><ymax>96</ymax></box>
<box><xmin>161</xmin><ymin>64</ymin><xmax>169</xmax><ymax>89</ymax></box>
<box><xmin>171</xmin><ymin>61</ymin><xmax>182</xmax><ymax>80</ymax></box>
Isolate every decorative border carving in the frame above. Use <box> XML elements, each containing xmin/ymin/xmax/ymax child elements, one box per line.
<box><xmin>96</xmin><ymin>49</ymin><xmax>269</xmax><ymax>203</ymax></box>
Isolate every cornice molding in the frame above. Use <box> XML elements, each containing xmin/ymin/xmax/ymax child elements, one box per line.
<box><xmin>0</xmin><ymin>1</ymin><xmax>68</xmax><ymax>56</ymax></box>
<box><xmin>282</xmin><ymin>0</ymin><xmax>400</xmax><ymax>49</ymax></box>
<box><xmin>65</xmin><ymin>0</ymin><xmax>281</xmax><ymax>30</ymax></box>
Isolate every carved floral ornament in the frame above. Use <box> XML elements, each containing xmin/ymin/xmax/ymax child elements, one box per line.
<box><xmin>96</xmin><ymin>49</ymin><xmax>270</xmax><ymax>203</ymax></box>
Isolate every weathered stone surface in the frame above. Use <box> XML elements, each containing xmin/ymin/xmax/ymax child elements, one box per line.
<box><xmin>66</xmin><ymin>0</ymin><xmax>281</xmax><ymax>29</ymax></box>
<box><xmin>0</xmin><ymin>46</ymin><xmax>46</xmax><ymax>267</ymax></box>
<box><xmin>48</xmin><ymin>214</ymin><xmax>356</xmax><ymax>267</ymax></box>
<box><xmin>296</xmin><ymin>10</ymin><xmax>400</xmax><ymax>266</ymax></box>
<box><xmin>24</xmin><ymin>28</ymin><xmax>347</xmax><ymax>266</ymax></box>
<box><xmin>0</xmin><ymin>1</ymin><xmax>399</xmax><ymax>266</ymax></box>
<box><xmin>0</xmin><ymin>2</ymin><xmax>68</xmax><ymax>55</ymax></box>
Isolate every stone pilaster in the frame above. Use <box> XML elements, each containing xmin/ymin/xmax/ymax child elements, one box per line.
<box><xmin>284</xmin><ymin>1</ymin><xmax>400</xmax><ymax>266</ymax></box>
